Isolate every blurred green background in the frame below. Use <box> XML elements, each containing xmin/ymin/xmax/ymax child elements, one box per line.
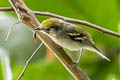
<box><xmin>0</xmin><ymin>0</ymin><xmax>120</xmax><ymax>80</ymax></box>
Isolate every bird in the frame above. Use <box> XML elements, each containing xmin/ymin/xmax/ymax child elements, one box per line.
<box><xmin>34</xmin><ymin>18</ymin><xmax>110</xmax><ymax>64</ymax></box>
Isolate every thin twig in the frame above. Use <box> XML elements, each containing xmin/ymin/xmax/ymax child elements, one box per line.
<box><xmin>34</xmin><ymin>11</ymin><xmax>120</xmax><ymax>38</ymax></box>
<box><xmin>0</xmin><ymin>7</ymin><xmax>120</xmax><ymax>38</ymax></box>
<box><xmin>0</xmin><ymin>7</ymin><xmax>13</xmax><ymax>11</ymax></box>
<box><xmin>5</xmin><ymin>21</ymin><xmax>20</xmax><ymax>41</ymax></box>
<box><xmin>17</xmin><ymin>43</ymin><xmax>43</xmax><ymax>80</ymax></box>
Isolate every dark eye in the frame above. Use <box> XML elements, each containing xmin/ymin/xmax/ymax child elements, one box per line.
<box><xmin>45</xmin><ymin>27</ymin><xmax>50</xmax><ymax>31</ymax></box>
<box><xmin>46</xmin><ymin>28</ymin><xmax>50</xmax><ymax>31</ymax></box>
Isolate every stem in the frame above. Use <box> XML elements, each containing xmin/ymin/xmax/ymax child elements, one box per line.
<box><xmin>0</xmin><ymin>7</ymin><xmax>13</xmax><ymax>11</ymax></box>
<box><xmin>17</xmin><ymin>43</ymin><xmax>43</xmax><ymax>80</ymax></box>
<box><xmin>0</xmin><ymin>7</ymin><xmax>120</xmax><ymax>38</ymax></box>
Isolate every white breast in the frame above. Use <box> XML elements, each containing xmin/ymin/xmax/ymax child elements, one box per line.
<box><xmin>50</xmin><ymin>35</ymin><xmax>82</xmax><ymax>51</ymax></box>
<box><xmin>41</xmin><ymin>31</ymin><xmax>82</xmax><ymax>51</ymax></box>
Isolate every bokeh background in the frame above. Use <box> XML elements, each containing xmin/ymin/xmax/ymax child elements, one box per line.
<box><xmin>0</xmin><ymin>0</ymin><xmax>120</xmax><ymax>80</ymax></box>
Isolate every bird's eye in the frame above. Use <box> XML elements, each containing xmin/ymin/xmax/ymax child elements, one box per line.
<box><xmin>46</xmin><ymin>28</ymin><xmax>50</xmax><ymax>31</ymax></box>
<box><xmin>45</xmin><ymin>27</ymin><xmax>50</xmax><ymax>31</ymax></box>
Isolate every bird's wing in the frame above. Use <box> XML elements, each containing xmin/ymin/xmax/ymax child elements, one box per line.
<box><xmin>66</xmin><ymin>24</ymin><xmax>110</xmax><ymax>61</ymax></box>
<box><xmin>66</xmin><ymin>25</ymin><xmax>88</xmax><ymax>43</ymax></box>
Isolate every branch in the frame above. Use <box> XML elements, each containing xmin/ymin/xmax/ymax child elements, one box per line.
<box><xmin>0</xmin><ymin>7</ymin><xmax>13</xmax><ymax>11</ymax></box>
<box><xmin>34</xmin><ymin>11</ymin><xmax>120</xmax><ymax>38</ymax></box>
<box><xmin>17</xmin><ymin>43</ymin><xmax>43</xmax><ymax>80</ymax></box>
<box><xmin>0</xmin><ymin>7</ymin><xmax>120</xmax><ymax>38</ymax></box>
<box><xmin>8</xmin><ymin>0</ymin><xmax>89</xmax><ymax>80</ymax></box>
<box><xmin>5</xmin><ymin>21</ymin><xmax>20</xmax><ymax>41</ymax></box>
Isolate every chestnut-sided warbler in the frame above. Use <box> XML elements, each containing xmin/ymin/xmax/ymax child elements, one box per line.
<box><xmin>34</xmin><ymin>18</ymin><xmax>110</xmax><ymax>63</ymax></box>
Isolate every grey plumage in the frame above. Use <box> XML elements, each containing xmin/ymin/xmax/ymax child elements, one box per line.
<box><xmin>35</xmin><ymin>18</ymin><xmax>110</xmax><ymax>61</ymax></box>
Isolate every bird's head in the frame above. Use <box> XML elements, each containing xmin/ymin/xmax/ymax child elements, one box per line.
<box><xmin>35</xmin><ymin>18</ymin><xmax>63</xmax><ymax>34</ymax></box>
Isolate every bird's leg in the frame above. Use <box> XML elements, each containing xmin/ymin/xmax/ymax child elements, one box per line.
<box><xmin>73</xmin><ymin>49</ymin><xmax>83</xmax><ymax>65</ymax></box>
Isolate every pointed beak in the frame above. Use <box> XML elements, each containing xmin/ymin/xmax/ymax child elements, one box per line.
<box><xmin>35</xmin><ymin>27</ymin><xmax>41</xmax><ymax>30</ymax></box>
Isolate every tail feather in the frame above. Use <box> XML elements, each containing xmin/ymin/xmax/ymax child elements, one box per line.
<box><xmin>95</xmin><ymin>50</ymin><xmax>110</xmax><ymax>61</ymax></box>
<box><xmin>90</xmin><ymin>42</ymin><xmax>110</xmax><ymax>61</ymax></box>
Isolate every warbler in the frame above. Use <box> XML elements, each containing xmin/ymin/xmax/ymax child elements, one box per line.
<box><xmin>34</xmin><ymin>18</ymin><xmax>110</xmax><ymax>63</ymax></box>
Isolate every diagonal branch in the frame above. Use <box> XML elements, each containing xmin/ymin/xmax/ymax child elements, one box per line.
<box><xmin>8</xmin><ymin>0</ymin><xmax>90</xmax><ymax>80</ymax></box>
<box><xmin>17</xmin><ymin>43</ymin><xmax>43</xmax><ymax>80</ymax></box>
<box><xmin>0</xmin><ymin>7</ymin><xmax>120</xmax><ymax>38</ymax></box>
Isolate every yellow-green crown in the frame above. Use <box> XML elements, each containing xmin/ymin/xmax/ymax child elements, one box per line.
<box><xmin>41</xmin><ymin>18</ymin><xmax>62</xmax><ymax>27</ymax></box>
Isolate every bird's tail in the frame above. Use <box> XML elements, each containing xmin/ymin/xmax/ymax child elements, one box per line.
<box><xmin>93</xmin><ymin>46</ymin><xmax>110</xmax><ymax>61</ymax></box>
<box><xmin>84</xmin><ymin>40</ymin><xmax>110</xmax><ymax>61</ymax></box>
<box><xmin>90</xmin><ymin>42</ymin><xmax>110</xmax><ymax>61</ymax></box>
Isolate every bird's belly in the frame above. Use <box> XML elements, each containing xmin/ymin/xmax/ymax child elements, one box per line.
<box><xmin>59</xmin><ymin>39</ymin><xmax>82</xmax><ymax>51</ymax></box>
<box><xmin>50</xmin><ymin>36</ymin><xmax>82</xmax><ymax>51</ymax></box>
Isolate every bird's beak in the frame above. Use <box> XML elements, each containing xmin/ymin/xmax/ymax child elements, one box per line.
<box><xmin>34</xmin><ymin>27</ymin><xmax>41</xmax><ymax>30</ymax></box>
<box><xmin>35</xmin><ymin>25</ymin><xmax>45</xmax><ymax>30</ymax></box>
<box><xmin>34</xmin><ymin>26</ymin><xmax>45</xmax><ymax>31</ymax></box>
